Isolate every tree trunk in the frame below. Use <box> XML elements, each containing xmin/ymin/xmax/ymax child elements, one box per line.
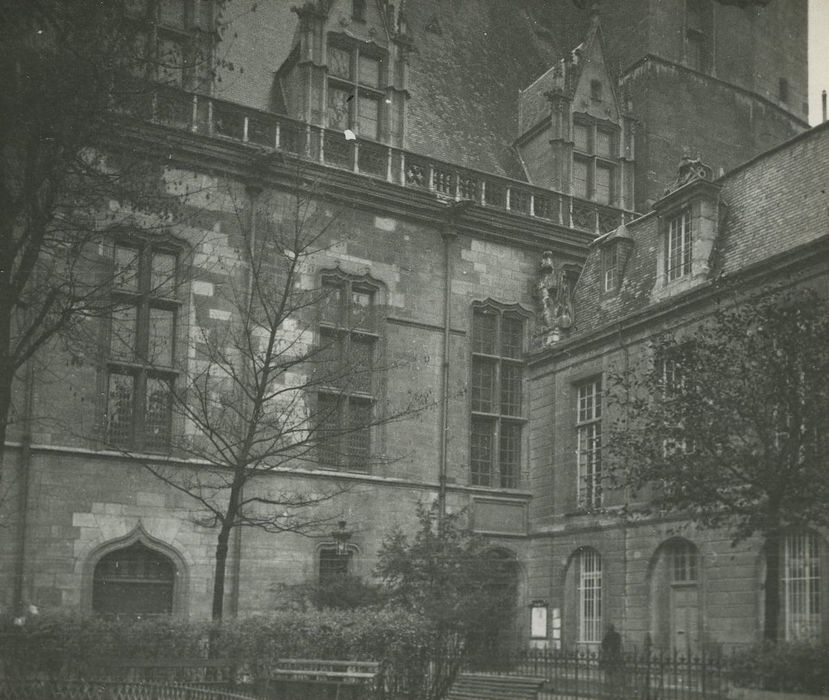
<box><xmin>763</xmin><ymin>532</ymin><xmax>782</xmax><ymax>642</ymax></box>
<box><xmin>212</xmin><ymin>522</ymin><xmax>233</xmax><ymax>620</ymax></box>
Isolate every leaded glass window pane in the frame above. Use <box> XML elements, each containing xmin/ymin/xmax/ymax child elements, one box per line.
<box><xmin>151</xmin><ymin>252</ymin><xmax>177</xmax><ymax>296</ymax></box>
<box><xmin>147</xmin><ymin>307</ymin><xmax>175</xmax><ymax>366</ymax></box>
<box><xmin>574</xmin><ymin>123</ymin><xmax>590</xmax><ymax>153</ymax></box>
<box><xmin>328</xmin><ymin>45</ymin><xmax>352</xmax><ymax>80</ymax></box>
<box><xmin>471</xmin><ymin>358</ymin><xmax>496</xmax><ymax>413</ymax></box>
<box><xmin>573</xmin><ymin>159</ymin><xmax>589</xmax><ymax>199</ymax></box>
<box><xmin>596</xmin><ymin>130</ymin><xmax>613</xmax><ymax>159</ymax></box>
<box><xmin>108</xmin><ymin>372</ymin><xmax>135</xmax><ymax>447</ymax></box>
<box><xmin>595</xmin><ymin>164</ymin><xmax>611</xmax><ymax>205</ymax></box>
<box><xmin>500</xmin><ymin>363</ymin><xmax>522</xmax><ymax>416</ymax></box>
<box><xmin>347</xmin><ymin>399</ymin><xmax>371</xmax><ymax>470</ymax></box>
<box><xmin>357</xmin><ymin>94</ymin><xmax>379</xmax><ymax>140</ymax></box>
<box><xmin>327</xmin><ymin>86</ymin><xmax>351</xmax><ymax>131</ymax></box>
<box><xmin>472</xmin><ymin>311</ymin><xmax>497</xmax><ymax>355</ymax></box>
<box><xmin>501</xmin><ymin>315</ymin><xmax>523</xmax><ymax>358</ymax></box>
<box><xmin>114</xmin><ymin>246</ymin><xmax>140</xmax><ymax>291</ymax></box>
<box><xmin>471</xmin><ymin>418</ymin><xmax>494</xmax><ymax>487</ymax></box>
<box><xmin>111</xmin><ymin>305</ymin><xmax>138</xmax><ymax>360</ymax></box>
<box><xmin>145</xmin><ymin>376</ymin><xmax>172</xmax><ymax>451</ymax></box>
<box><xmin>358</xmin><ymin>54</ymin><xmax>381</xmax><ymax>88</ymax></box>
<box><xmin>350</xmin><ymin>335</ymin><xmax>374</xmax><ymax>393</ymax></box>
<box><xmin>499</xmin><ymin>422</ymin><xmax>521</xmax><ymax>489</ymax></box>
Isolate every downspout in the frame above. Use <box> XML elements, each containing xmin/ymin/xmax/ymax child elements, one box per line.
<box><xmin>437</xmin><ymin>200</ymin><xmax>473</xmax><ymax>522</ymax></box>
<box><xmin>13</xmin><ymin>355</ymin><xmax>36</xmax><ymax>611</ymax></box>
<box><xmin>437</xmin><ymin>225</ymin><xmax>454</xmax><ymax>521</ymax></box>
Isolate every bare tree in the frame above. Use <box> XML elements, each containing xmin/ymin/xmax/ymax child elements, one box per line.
<box><xmin>607</xmin><ymin>288</ymin><xmax>829</xmax><ymax>641</ymax></box>
<box><xmin>121</xmin><ymin>172</ymin><xmax>431</xmax><ymax>619</ymax></box>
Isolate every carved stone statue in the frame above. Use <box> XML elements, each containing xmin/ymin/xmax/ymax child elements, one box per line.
<box><xmin>536</xmin><ymin>251</ymin><xmax>575</xmax><ymax>345</ymax></box>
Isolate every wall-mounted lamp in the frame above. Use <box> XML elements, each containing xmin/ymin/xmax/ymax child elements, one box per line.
<box><xmin>331</xmin><ymin>520</ymin><xmax>352</xmax><ymax>557</ymax></box>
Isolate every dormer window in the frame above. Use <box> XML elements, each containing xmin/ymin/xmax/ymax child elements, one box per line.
<box><xmin>326</xmin><ymin>39</ymin><xmax>385</xmax><ymax>141</ymax></box>
<box><xmin>601</xmin><ymin>244</ymin><xmax>618</xmax><ymax>292</ymax></box>
<box><xmin>667</xmin><ymin>208</ymin><xmax>693</xmax><ymax>281</ymax></box>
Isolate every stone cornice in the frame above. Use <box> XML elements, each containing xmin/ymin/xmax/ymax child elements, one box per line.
<box><xmin>106</xmin><ymin>118</ymin><xmax>595</xmax><ymax>260</ymax></box>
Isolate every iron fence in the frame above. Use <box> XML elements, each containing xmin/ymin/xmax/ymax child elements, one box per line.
<box><xmin>0</xmin><ymin>680</ymin><xmax>260</xmax><ymax>700</ymax></box>
<box><xmin>462</xmin><ymin>648</ymin><xmax>731</xmax><ymax>700</ymax></box>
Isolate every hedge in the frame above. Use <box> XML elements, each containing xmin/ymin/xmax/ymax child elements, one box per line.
<box><xmin>0</xmin><ymin>608</ymin><xmax>433</xmax><ymax>684</ymax></box>
<box><xmin>730</xmin><ymin>642</ymin><xmax>829</xmax><ymax>695</ymax></box>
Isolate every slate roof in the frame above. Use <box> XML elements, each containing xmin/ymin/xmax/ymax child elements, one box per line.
<box><xmin>568</xmin><ymin>121</ymin><xmax>829</xmax><ymax>338</ymax></box>
<box><xmin>396</xmin><ymin>0</ymin><xmax>565</xmax><ymax>179</ymax></box>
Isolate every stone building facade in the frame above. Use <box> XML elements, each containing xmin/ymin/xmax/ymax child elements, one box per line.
<box><xmin>1</xmin><ymin>0</ymin><xmax>824</xmax><ymax>651</ymax></box>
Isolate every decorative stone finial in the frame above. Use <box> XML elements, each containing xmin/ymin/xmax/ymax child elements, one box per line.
<box><xmin>663</xmin><ymin>157</ymin><xmax>714</xmax><ymax>196</ymax></box>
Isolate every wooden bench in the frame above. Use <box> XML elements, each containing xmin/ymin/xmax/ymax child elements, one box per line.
<box><xmin>265</xmin><ymin>659</ymin><xmax>381</xmax><ymax>700</ymax></box>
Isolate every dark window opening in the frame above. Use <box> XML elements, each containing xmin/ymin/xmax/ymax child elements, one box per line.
<box><xmin>93</xmin><ymin>542</ymin><xmax>175</xmax><ymax>617</ymax></box>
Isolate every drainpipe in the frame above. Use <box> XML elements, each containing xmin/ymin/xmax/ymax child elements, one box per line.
<box><xmin>822</xmin><ymin>90</ymin><xmax>827</xmax><ymax>124</ymax></box>
<box><xmin>437</xmin><ymin>200</ymin><xmax>473</xmax><ymax>522</ymax></box>
<box><xmin>13</xmin><ymin>355</ymin><xmax>36</xmax><ymax>611</ymax></box>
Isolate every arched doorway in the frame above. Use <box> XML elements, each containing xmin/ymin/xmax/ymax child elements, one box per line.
<box><xmin>649</xmin><ymin>538</ymin><xmax>701</xmax><ymax>653</ymax></box>
<box><xmin>92</xmin><ymin>541</ymin><xmax>176</xmax><ymax>617</ymax></box>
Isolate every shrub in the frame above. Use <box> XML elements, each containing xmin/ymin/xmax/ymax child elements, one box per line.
<box><xmin>0</xmin><ymin>607</ymin><xmax>434</xmax><ymax>692</ymax></box>
<box><xmin>729</xmin><ymin>641</ymin><xmax>829</xmax><ymax>694</ymax></box>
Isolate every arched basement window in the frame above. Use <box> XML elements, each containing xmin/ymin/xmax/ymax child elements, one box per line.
<box><xmin>92</xmin><ymin>541</ymin><xmax>175</xmax><ymax>617</ymax></box>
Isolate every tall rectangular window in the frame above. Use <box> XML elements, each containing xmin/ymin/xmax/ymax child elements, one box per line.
<box><xmin>571</xmin><ymin>121</ymin><xmax>617</xmax><ymax>205</ymax></box>
<box><xmin>326</xmin><ymin>41</ymin><xmax>384</xmax><ymax>141</ymax></box>
<box><xmin>106</xmin><ymin>241</ymin><xmax>178</xmax><ymax>452</ymax></box>
<box><xmin>784</xmin><ymin>532</ymin><xmax>821</xmax><ymax>641</ymax></box>
<box><xmin>128</xmin><ymin>0</ymin><xmax>214</xmax><ymax>90</ymax></box>
<box><xmin>470</xmin><ymin>308</ymin><xmax>525</xmax><ymax>489</ymax></box>
<box><xmin>667</xmin><ymin>208</ymin><xmax>693</xmax><ymax>281</ymax></box>
<box><xmin>576</xmin><ymin>378</ymin><xmax>602</xmax><ymax>509</ymax></box>
<box><xmin>316</xmin><ymin>277</ymin><xmax>377</xmax><ymax>472</ymax></box>
<box><xmin>578</xmin><ymin>549</ymin><xmax>603</xmax><ymax>644</ymax></box>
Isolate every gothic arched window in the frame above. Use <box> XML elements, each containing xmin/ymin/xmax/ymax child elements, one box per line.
<box><xmin>92</xmin><ymin>541</ymin><xmax>176</xmax><ymax>617</ymax></box>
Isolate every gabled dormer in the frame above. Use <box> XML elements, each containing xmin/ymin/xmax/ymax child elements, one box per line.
<box><xmin>651</xmin><ymin>157</ymin><xmax>722</xmax><ymax>301</ymax></box>
<box><xmin>516</xmin><ymin>18</ymin><xmax>635</xmax><ymax>217</ymax></box>
<box><xmin>273</xmin><ymin>0</ymin><xmax>412</xmax><ymax>148</ymax></box>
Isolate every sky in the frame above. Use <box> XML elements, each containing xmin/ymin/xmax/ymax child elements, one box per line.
<box><xmin>809</xmin><ymin>0</ymin><xmax>829</xmax><ymax>124</ymax></box>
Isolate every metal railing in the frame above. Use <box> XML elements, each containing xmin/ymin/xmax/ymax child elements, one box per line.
<box><xmin>119</xmin><ymin>83</ymin><xmax>628</xmax><ymax>235</ymax></box>
<box><xmin>462</xmin><ymin>648</ymin><xmax>731</xmax><ymax>700</ymax></box>
<box><xmin>0</xmin><ymin>680</ymin><xmax>260</xmax><ymax>700</ymax></box>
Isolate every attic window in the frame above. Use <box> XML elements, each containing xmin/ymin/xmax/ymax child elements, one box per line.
<box><xmin>352</xmin><ymin>0</ymin><xmax>366</xmax><ymax>22</ymax></box>
<box><xmin>601</xmin><ymin>244</ymin><xmax>618</xmax><ymax>293</ymax></box>
<box><xmin>590</xmin><ymin>79</ymin><xmax>602</xmax><ymax>102</ymax></box>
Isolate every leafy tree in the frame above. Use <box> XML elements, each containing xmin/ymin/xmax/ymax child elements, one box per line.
<box><xmin>607</xmin><ymin>288</ymin><xmax>829</xmax><ymax>641</ymax></box>
<box><xmin>376</xmin><ymin>502</ymin><xmax>517</xmax><ymax>699</ymax></box>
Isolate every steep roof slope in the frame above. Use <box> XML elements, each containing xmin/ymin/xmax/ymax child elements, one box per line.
<box><xmin>568</xmin><ymin>122</ymin><xmax>829</xmax><ymax>337</ymax></box>
<box><xmin>402</xmin><ymin>0</ymin><xmax>562</xmax><ymax>179</ymax></box>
